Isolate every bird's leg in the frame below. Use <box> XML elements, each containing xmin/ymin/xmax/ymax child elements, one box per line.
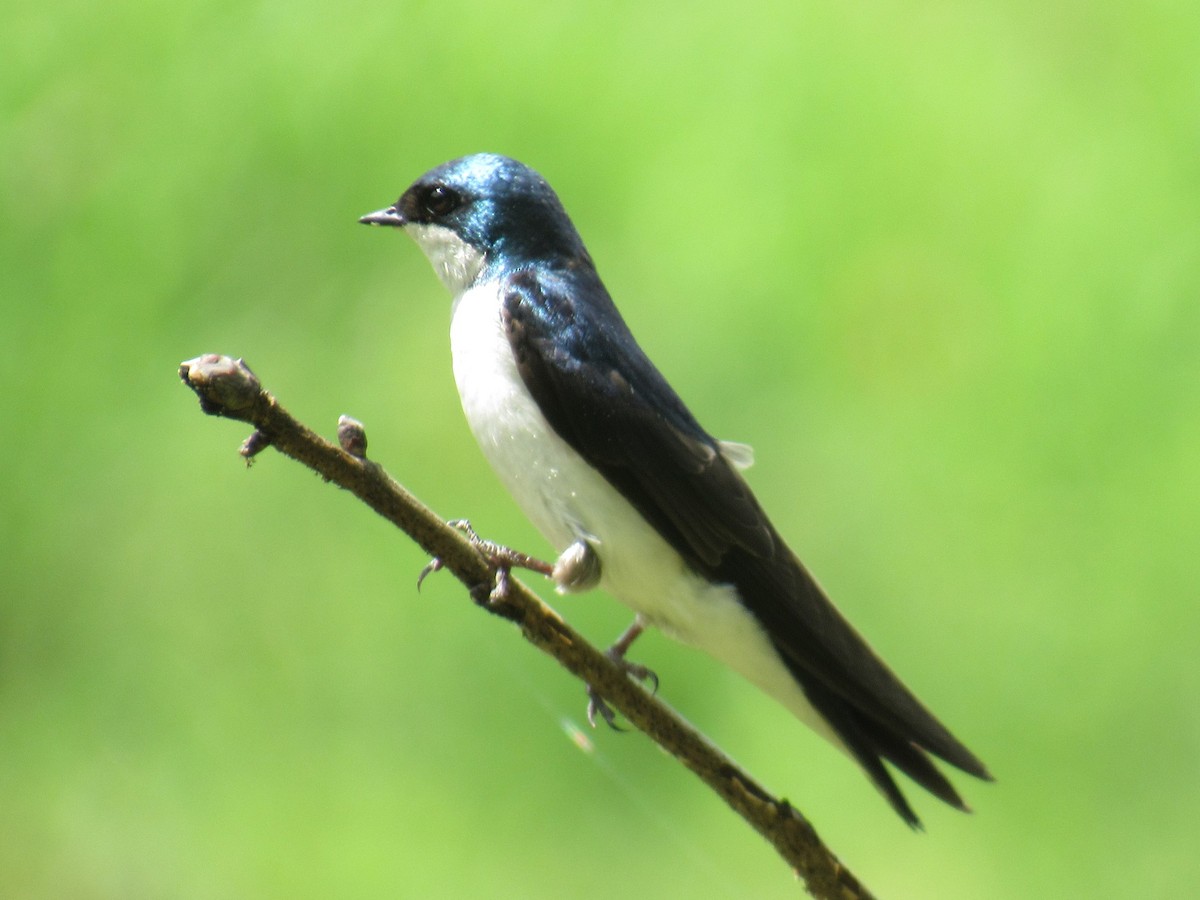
<box><xmin>418</xmin><ymin>519</ymin><xmax>553</xmax><ymax>603</ymax></box>
<box><xmin>587</xmin><ymin>615</ymin><xmax>659</xmax><ymax>729</ymax></box>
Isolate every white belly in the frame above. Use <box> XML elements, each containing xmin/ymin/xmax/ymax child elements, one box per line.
<box><xmin>448</xmin><ymin>280</ymin><xmax>839</xmax><ymax>744</ymax></box>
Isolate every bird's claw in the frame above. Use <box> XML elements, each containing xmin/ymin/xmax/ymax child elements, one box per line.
<box><xmin>587</xmin><ymin>689</ymin><xmax>622</xmax><ymax>730</ymax></box>
<box><xmin>625</xmin><ymin>660</ymin><xmax>660</xmax><ymax>696</ymax></box>
<box><xmin>586</xmin><ymin>652</ymin><xmax>659</xmax><ymax>730</ymax></box>
<box><xmin>416</xmin><ymin>557</ymin><xmax>444</xmax><ymax>591</ymax></box>
<box><xmin>488</xmin><ymin>565</ymin><xmax>515</xmax><ymax>605</ymax></box>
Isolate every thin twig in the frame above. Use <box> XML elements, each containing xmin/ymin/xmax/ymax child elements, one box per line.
<box><xmin>178</xmin><ymin>354</ymin><xmax>876</xmax><ymax>900</ymax></box>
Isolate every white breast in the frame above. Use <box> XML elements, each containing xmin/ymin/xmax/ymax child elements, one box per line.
<box><xmin>449</xmin><ymin>278</ymin><xmax>647</xmax><ymax>562</ymax></box>
<box><xmin>449</xmin><ymin>277</ymin><xmax>706</xmax><ymax>618</ymax></box>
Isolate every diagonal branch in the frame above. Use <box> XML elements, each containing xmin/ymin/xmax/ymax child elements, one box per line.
<box><xmin>178</xmin><ymin>354</ymin><xmax>877</xmax><ymax>900</ymax></box>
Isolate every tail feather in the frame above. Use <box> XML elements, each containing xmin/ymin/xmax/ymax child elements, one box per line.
<box><xmin>800</xmin><ymin>676</ymin><xmax>989</xmax><ymax>827</ymax></box>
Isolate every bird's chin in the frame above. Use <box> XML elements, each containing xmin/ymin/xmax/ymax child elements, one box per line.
<box><xmin>406</xmin><ymin>223</ymin><xmax>485</xmax><ymax>295</ymax></box>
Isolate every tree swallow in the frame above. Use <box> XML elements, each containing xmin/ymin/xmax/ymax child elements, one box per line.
<box><xmin>361</xmin><ymin>153</ymin><xmax>991</xmax><ymax>826</ymax></box>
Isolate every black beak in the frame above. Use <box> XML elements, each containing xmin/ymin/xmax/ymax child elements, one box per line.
<box><xmin>359</xmin><ymin>206</ymin><xmax>407</xmax><ymax>227</ymax></box>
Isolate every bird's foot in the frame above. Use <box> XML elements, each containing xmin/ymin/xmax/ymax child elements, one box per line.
<box><xmin>418</xmin><ymin>519</ymin><xmax>554</xmax><ymax>604</ymax></box>
<box><xmin>587</xmin><ymin>617</ymin><xmax>658</xmax><ymax>729</ymax></box>
<box><xmin>587</xmin><ymin>658</ymin><xmax>659</xmax><ymax>729</ymax></box>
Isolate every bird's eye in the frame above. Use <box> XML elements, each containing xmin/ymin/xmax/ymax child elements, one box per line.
<box><xmin>423</xmin><ymin>184</ymin><xmax>461</xmax><ymax>218</ymax></box>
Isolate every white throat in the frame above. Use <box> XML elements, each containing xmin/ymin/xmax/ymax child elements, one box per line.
<box><xmin>404</xmin><ymin>223</ymin><xmax>485</xmax><ymax>295</ymax></box>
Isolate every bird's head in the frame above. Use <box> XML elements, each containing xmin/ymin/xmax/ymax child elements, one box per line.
<box><xmin>361</xmin><ymin>153</ymin><xmax>589</xmax><ymax>294</ymax></box>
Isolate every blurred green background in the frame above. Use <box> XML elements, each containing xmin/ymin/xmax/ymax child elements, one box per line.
<box><xmin>3</xmin><ymin>0</ymin><xmax>1197</xmax><ymax>897</ymax></box>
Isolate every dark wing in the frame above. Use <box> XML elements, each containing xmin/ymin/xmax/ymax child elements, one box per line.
<box><xmin>502</xmin><ymin>267</ymin><xmax>775</xmax><ymax>568</ymax></box>
<box><xmin>501</xmin><ymin>266</ymin><xmax>991</xmax><ymax>825</ymax></box>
